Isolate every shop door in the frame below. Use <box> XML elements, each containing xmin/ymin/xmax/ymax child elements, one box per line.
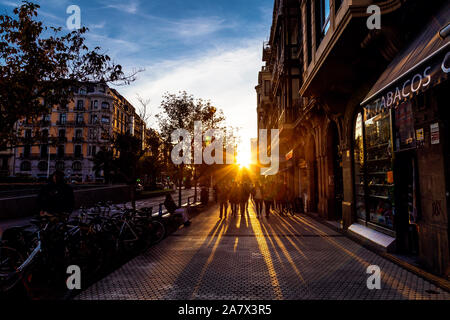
<box><xmin>394</xmin><ymin>152</ymin><xmax>419</xmax><ymax>255</ymax></box>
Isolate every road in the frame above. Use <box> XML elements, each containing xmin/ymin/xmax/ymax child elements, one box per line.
<box><xmin>76</xmin><ymin>201</ymin><xmax>450</xmax><ymax>300</ymax></box>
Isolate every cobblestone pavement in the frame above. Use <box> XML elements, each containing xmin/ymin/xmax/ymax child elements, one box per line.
<box><xmin>77</xmin><ymin>202</ymin><xmax>450</xmax><ymax>300</ymax></box>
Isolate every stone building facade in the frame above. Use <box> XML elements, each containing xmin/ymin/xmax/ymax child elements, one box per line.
<box><xmin>257</xmin><ymin>0</ymin><xmax>450</xmax><ymax>277</ymax></box>
<box><xmin>13</xmin><ymin>83</ymin><xmax>146</xmax><ymax>182</ymax></box>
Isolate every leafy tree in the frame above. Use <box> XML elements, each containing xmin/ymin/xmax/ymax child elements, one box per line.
<box><xmin>0</xmin><ymin>1</ymin><xmax>139</xmax><ymax>147</ymax></box>
<box><xmin>157</xmin><ymin>91</ymin><xmax>227</xmax><ymax>205</ymax></box>
<box><xmin>92</xmin><ymin>148</ymin><xmax>116</xmax><ymax>184</ymax></box>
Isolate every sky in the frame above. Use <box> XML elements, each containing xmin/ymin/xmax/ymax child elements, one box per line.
<box><xmin>0</xmin><ymin>0</ymin><xmax>274</xmax><ymax>162</ymax></box>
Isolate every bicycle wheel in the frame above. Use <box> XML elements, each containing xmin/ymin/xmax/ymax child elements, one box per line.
<box><xmin>0</xmin><ymin>246</ymin><xmax>25</xmax><ymax>293</ymax></box>
<box><xmin>150</xmin><ymin>220</ymin><xmax>166</xmax><ymax>245</ymax></box>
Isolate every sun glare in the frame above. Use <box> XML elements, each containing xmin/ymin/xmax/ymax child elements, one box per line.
<box><xmin>236</xmin><ymin>148</ymin><xmax>252</xmax><ymax>168</ymax></box>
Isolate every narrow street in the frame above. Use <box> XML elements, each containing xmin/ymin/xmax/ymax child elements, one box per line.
<box><xmin>77</xmin><ymin>203</ymin><xmax>450</xmax><ymax>300</ymax></box>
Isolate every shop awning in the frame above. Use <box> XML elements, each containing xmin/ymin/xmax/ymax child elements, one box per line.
<box><xmin>361</xmin><ymin>3</ymin><xmax>450</xmax><ymax>107</ymax></box>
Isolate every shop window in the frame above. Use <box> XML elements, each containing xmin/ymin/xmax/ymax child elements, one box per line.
<box><xmin>353</xmin><ymin>107</ymin><xmax>395</xmax><ymax>230</ymax></box>
<box><xmin>20</xmin><ymin>161</ymin><xmax>31</xmax><ymax>171</ymax></box>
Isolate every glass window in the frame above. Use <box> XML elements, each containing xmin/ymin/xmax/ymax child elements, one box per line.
<box><xmin>77</xmin><ymin>100</ymin><xmax>84</xmax><ymax>110</ymax></box>
<box><xmin>74</xmin><ymin>145</ymin><xmax>82</xmax><ymax>158</ymax></box>
<box><xmin>354</xmin><ymin>112</ymin><xmax>366</xmax><ymax>221</ymax></box>
<box><xmin>60</xmin><ymin>113</ymin><xmax>67</xmax><ymax>124</ymax></box>
<box><xmin>316</xmin><ymin>0</ymin><xmax>330</xmax><ymax>45</ymax></box>
<box><xmin>57</xmin><ymin>145</ymin><xmax>65</xmax><ymax>158</ymax></box>
<box><xmin>354</xmin><ymin>107</ymin><xmax>395</xmax><ymax>230</ymax></box>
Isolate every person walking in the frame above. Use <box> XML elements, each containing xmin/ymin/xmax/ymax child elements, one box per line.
<box><xmin>263</xmin><ymin>182</ymin><xmax>273</xmax><ymax>218</ymax></box>
<box><xmin>230</xmin><ymin>181</ymin><xmax>239</xmax><ymax>217</ymax></box>
<box><xmin>217</xmin><ymin>182</ymin><xmax>229</xmax><ymax>219</ymax></box>
<box><xmin>253</xmin><ymin>183</ymin><xmax>263</xmax><ymax>218</ymax></box>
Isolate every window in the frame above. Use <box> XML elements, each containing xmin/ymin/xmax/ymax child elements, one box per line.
<box><xmin>79</xmin><ymin>87</ymin><xmax>87</xmax><ymax>95</ymax></box>
<box><xmin>353</xmin><ymin>108</ymin><xmax>395</xmax><ymax>230</ymax></box>
<box><xmin>56</xmin><ymin>161</ymin><xmax>65</xmax><ymax>171</ymax></box>
<box><xmin>74</xmin><ymin>145</ymin><xmax>82</xmax><ymax>158</ymax></box>
<box><xmin>41</xmin><ymin>129</ymin><xmax>49</xmax><ymax>142</ymax></box>
<box><xmin>57</xmin><ymin>145</ymin><xmax>65</xmax><ymax>158</ymax></box>
<box><xmin>316</xmin><ymin>0</ymin><xmax>330</xmax><ymax>45</ymax></box>
<box><xmin>60</xmin><ymin>113</ymin><xmax>67</xmax><ymax>124</ymax></box>
<box><xmin>59</xmin><ymin>129</ymin><xmax>66</xmax><ymax>138</ymax></box>
<box><xmin>101</xmin><ymin>116</ymin><xmax>110</xmax><ymax>124</ymax></box>
<box><xmin>101</xmin><ymin>102</ymin><xmax>110</xmax><ymax>110</ymax></box>
<box><xmin>75</xmin><ymin>129</ymin><xmax>83</xmax><ymax>139</ymax></box>
<box><xmin>76</xmin><ymin>114</ymin><xmax>84</xmax><ymax>125</ymax></box>
<box><xmin>89</xmin><ymin>129</ymin><xmax>96</xmax><ymax>140</ymax></box>
<box><xmin>77</xmin><ymin>100</ymin><xmax>84</xmax><ymax>110</ymax></box>
<box><xmin>38</xmin><ymin>161</ymin><xmax>48</xmax><ymax>172</ymax></box>
<box><xmin>93</xmin><ymin>100</ymin><xmax>98</xmax><ymax>109</ymax></box>
<box><xmin>88</xmin><ymin>145</ymin><xmax>97</xmax><ymax>156</ymax></box>
<box><xmin>20</xmin><ymin>161</ymin><xmax>31</xmax><ymax>171</ymax></box>
<box><xmin>72</xmin><ymin>161</ymin><xmax>82</xmax><ymax>171</ymax></box>
<box><xmin>306</xmin><ymin>0</ymin><xmax>312</xmax><ymax>64</ymax></box>
<box><xmin>40</xmin><ymin>144</ymin><xmax>48</xmax><ymax>158</ymax></box>
<box><xmin>25</xmin><ymin>129</ymin><xmax>32</xmax><ymax>139</ymax></box>
<box><xmin>91</xmin><ymin>114</ymin><xmax>98</xmax><ymax>124</ymax></box>
<box><xmin>23</xmin><ymin>145</ymin><xmax>31</xmax><ymax>158</ymax></box>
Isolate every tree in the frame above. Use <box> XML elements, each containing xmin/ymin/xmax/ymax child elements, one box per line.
<box><xmin>0</xmin><ymin>2</ymin><xmax>140</xmax><ymax>147</ymax></box>
<box><xmin>92</xmin><ymin>148</ymin><xmax>116</xmax><ymax>184</ymax></box>
<box><xmin>157</xmin><ymin>91</ymin><xmax>227</xmax><ymax>205</ymax></box>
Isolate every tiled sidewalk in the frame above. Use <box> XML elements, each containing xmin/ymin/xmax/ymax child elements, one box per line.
<box><xmin>76</xmin><ymin>203</ymin><xmax>450</xmax><ymax>300</ymax></box>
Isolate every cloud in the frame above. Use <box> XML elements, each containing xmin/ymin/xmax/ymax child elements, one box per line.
<box><xmin>104</xmin><ymin>0</ymin><xmax>139</xmax><ymax>14</ymax></box>
<box><xmin>116</xmin><ymin>40</ymin><xmax>264</xmax><ymax>144</ymax></box>
<box><xmin>161</xmin><ymin>16</ymin><xmax>234</xmax><ymax>39</ymax></box>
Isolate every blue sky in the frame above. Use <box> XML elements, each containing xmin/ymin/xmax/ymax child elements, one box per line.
<box><xmin>1</xmin><ymin>0</ymin><xmax>273</xmax><ymax>157</ymax></box>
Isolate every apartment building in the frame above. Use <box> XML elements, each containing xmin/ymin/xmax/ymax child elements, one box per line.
<box><xmin>13</xmin><ymin>83</ymin><xmax>146</xmax><ymax>183</ymax></box>
<box><xmin>257</xmin><ymin>0</ymin><xmax>450</xmax><ymax>277</ymax></box>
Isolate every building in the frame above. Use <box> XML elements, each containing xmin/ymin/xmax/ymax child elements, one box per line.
<box><xmin>13</xmin><ymin>83</ymin><xmax>146</xmax><ymax>182</ymax></box>
<box><xmin>257</xmin><ymin>0</ymin><xmax>450</xmax><ymax>277</ymax></box>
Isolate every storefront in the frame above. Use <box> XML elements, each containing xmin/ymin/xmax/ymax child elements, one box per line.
<box><xmin>351</xmin><ymin>2</ymin><xmax>449</xmax><ymax>275</ymax></box>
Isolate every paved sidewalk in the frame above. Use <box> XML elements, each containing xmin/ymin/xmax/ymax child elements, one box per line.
<box><xmin>76</xmin><ymin>202</ymin><xmax>450</xmax><ymax>300</ymax></box>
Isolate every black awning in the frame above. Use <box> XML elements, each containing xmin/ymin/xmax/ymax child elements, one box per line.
<box><xmin>361</xmin><ymin>3</ymin><xmax>450</xmax><ymax>107</ymax></box>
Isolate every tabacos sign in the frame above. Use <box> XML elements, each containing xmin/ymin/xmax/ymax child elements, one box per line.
<box><xmin>367</xmin><ymin>49</ymin><xmax>450</xmax><ymax>113</ymax></box>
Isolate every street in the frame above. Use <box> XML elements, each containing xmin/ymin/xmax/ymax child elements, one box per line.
<box><xmin>76</xmin><ymin>202</ymin><xmax>450</xmax><ymax>300</ymax></box>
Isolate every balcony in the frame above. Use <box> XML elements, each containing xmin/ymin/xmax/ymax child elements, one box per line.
<box><xmin>56</xmin><ymin>121</ymin><xmax>85</xmax><ymax>127</ymax></box>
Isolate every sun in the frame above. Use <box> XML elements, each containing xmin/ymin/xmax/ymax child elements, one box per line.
<box><xmin>236</xmin><ymin>148</ymin><xmax>252</xmax><ymax>168</ymax></box>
